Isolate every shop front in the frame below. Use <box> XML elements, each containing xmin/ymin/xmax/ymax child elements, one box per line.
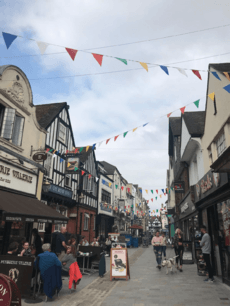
<box><xmin>178</xmin><ymin>191</ymin><xmax>199</xmax><ymax>262</ymax></box>
<box><xmin>96</xmin><ymin>202</ymin><xmax>114</xmax><ymax>240</ymax></box>
<box><xmin>194</xmin><ymin>169</ymin><xmax>230</xmax><ymax>285</ymax></box>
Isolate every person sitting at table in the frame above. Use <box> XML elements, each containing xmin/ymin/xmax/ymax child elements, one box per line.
<box><xmin>105</xmin><ymin>236</ymin><xmax>112</xmax><ymax>257</ymax></box>
<box><xmin>35</xmin><ymin>243</ymin><xmax>62</xmax><ymax>300</ymax></box>
<box><xmin>81</xmin><ymin>237</ymin><xmax>89</xmax><ymax>246</ymax></box>
<box><xmin>91</xmin><ymin>238</ymin><xmax>99</xmax><ymax>246</ymax></box>
<box><xmin>20</xmin><ymin>241</ymin><xmax>32</xmax><ymax>257</ymax></box>
<box><xmin>7</xmin><ymin>242</ymin><xmax>19</xmax><ymax>255</ymax></box>
<box><xmin>61</xmin><ymin>246</ymin><xmax>76</xmax><ymax>274</ymax></box>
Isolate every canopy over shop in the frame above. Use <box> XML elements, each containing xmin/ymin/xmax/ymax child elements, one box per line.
<box><xmin>0</xmin><ymin>189</ymin><xmax>68</xmax><ymax>254</ymax></box>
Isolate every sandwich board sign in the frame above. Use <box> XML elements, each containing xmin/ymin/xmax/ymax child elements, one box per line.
<box><xmin>110</xmin><ymin>248</ymin><xmax>130</xmax><ymax>281</ymax></box>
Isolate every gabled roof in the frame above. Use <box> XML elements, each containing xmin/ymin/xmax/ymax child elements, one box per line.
<box><xmin>169</xmin><ymin>117</ymin><xmax>181</xmax><ymax>136</ymax></box>
<box><xmin>35</xmin><ymin>102</ymin><xmax>67</xmax><ymax>129</ymax></box>
<box><xmin>100</xmin><ymin>161</ymin><xmax>121</xmax><ymax>176</ymax></box>
<box><xmin>183</xmin><ymin>111</ymin><xmax>205</xmax><ymax>137</ymax></box>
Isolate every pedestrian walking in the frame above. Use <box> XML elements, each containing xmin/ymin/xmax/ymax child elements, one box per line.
<box><xmin>161</xmin><ymin>232</ymin><xmax>167</xmax><ymax>259</ymax></box>
<box><xmin>172</xmin><ymin>228</ymin><xmax>184</xmax><ymax>272</ymax></box>
<box><xmin>151</xmin><ymin>231</ymin><xmax>163</xmax><ymax>269</ymax></box>
<box><xmin>199</xmin><ymin>225</ymin><xmax>214</xmax><ymax>282</ymax></box>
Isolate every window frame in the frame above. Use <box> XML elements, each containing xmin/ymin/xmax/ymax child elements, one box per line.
<box><xmin>58</xmin><ymin>122</ymin><xmax>67</xmax><ymax>144</ymax></box>
<box><xmin>216</xmin><ymin>132</ymin><xmax>226</xmax><ymax>157</ymax></box>
<box><xmin>65</xmin><ymin>175</ymin><xmax>71</xmax><ymax>187</ymax></box>
<box><xmin>83</xmin><ymin>213</ymin><xmax>89</xmax><ymax>231</ymax></box>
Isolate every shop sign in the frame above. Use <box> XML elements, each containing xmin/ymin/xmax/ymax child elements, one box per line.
<box><xmin>32</xmin><ymin>152</ymin><xmax>47</xmax><ymax>162</ymax></box>
<box><xmin>179</xmin><ymin>192</ymin><xmax>196</xmax><ymax>219</ymax></box>
<box><xmin>100</xmin><ymin>202</ymin><xmax>112</xmax><ymax>214</ymax></box>
<box><xmin>49</xmin><ymin>184</ymin><xmax>72</xmax><ymax>198</ymax></box>
<box><xmin>174</xmin><ymin>181</ymin><xmax>184</xmax><ymax>193</ymax></box>
<box><xmin>181</xmin><ymin>202</ymin><xmax>189</xmax><ymax>213</ymax></box>
<box><xmin>0</xmin><ymin>162</ymin><xmax>37</xmax><ymax>195</ymax></box>
<box><xmin>65</xmin><ymin>153</ymin><xmax>80</xmax><ymax>174</ymax></box>
<box><xmin>195</xmin><ymin>170</ymin><xmax>228</xmax><ymax>202</ymax></box>
<box><xmin>101</xmin><ymin>179</ymin><xmax>112</xmax><ymax>188</ymax></box>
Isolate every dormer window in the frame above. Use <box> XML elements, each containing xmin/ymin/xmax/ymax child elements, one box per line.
<box><xmin>58</xmin><ymin>122</ymin><xmax>66</xmax><ymax>143</ymax></box>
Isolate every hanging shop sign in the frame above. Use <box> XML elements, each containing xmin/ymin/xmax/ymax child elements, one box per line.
<box><xmin>174</xmin><ymin>181</ymin><xmax>185</xmax><ymax>193</ymax></box>
<box><xmin>65</xmin><ymin>154</ymin><xmax>80</xmax><ymax>174</ymax></box>
<box><xmin>179</xmin><ymin>192</ymin><xmax>196</xmax><ymax>219</ymax></box>
<box><xmin>195</xmin><ymin>170</ymin><xmax>229</xmax><ymax>202</ymax></box>
<box><xmin>32</xmin><ymin>152</ymin><xmax>47</xmax><ymax>162</ymax></box>
<box><xmin>0</xmin><ymin>161</ymin><xmax>37</xmax><ymax>195</ymax></box>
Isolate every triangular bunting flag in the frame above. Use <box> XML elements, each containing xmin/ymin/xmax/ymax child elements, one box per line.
<box><xmin>79</xmin><ymin>147</ymin><xmax>84</xmax><ymax>153</ymax></box>
<box><xmin>96</xmin><ymin>177</ymin><xmax>99</xmax><ymax>182</ymax></box>
<box><xmin>86</xmin><ymin>146</ymin><xmax>90</xmax><ymax>152</ymax></box>
<box><xmin>161</xmin><ymin>189</ymin><xmax>164</xmax><ymax>193</ymax></box>
<box><xmin>121</xmin><ymin>186</ymin><xmax>124</xmax><ymax>191</ymax></box>
<box><xmin>81</xmin><ymin>170</ymin><xmax>85</xmax><ymax>176</ymax></box>
<box><xmin>211</xmin><ymin>71</ymin><xmax>221</xmax><ymax>81</ymax></box>
<box><xmin>2</xmin><ymin>32</ymin><xmax>17</xmax><ymax>49</ymax></box>
<box><xmin>171</xmin><ymin>187</ymin><xmax>173</xmax><ymax>191</ymax></box>
<box><xmin>74</xmin><ymin>148</ymin><xmax>79</xmax><ymax>153</ymax></box>
<box><xmin>193</xmin><ymin>100</ymin><xmax>200</xmax><ymax>108</ymax></box>
<box><xmin>123</xmin><ymin>132</ymin><xmax>128</xmax><ymax>138</ymax></box>
<box><xmin>155</xmin><ymin>197</ymin><xmax>157</xmax><ymax>200</ymax></box>
<box><xmin>160</xmin><ymin>65</ymin><xmax>169</xmax><ymax>75</ymax></box>
<box><xmin>74</xmin><ymin>167</ymin><xmax>78</xmax><ymax>171</ymax></box>
<box><xmin>92</xmin><ymin>53</ymin><xmax>103</xmax><ymax>66</ymax></box>
<box><xmin>114</xmin><ymin>135</ymin><xmax>119</xmax><ymax>141</ymax></box>
<box><xmin>106</xmin><ymin>138</ymin><xmax>110</xmax><ymax>145</ymax></box>
<box><xmin>109</xmin><ymin>182</ymin><xmax>112</xmax><ymax>187</ymax></box>
<box><xmin>223</xmin><ymin>84</ymin><xmax>230</xmax><ymax>93</ymax></box>
<box><xmin>151</xmin><ymin>198</ymin><xmax>153</xmax><ymax>202</ymax></box>
<box><xmin>160</xmin><ymin>195</ymin><xmax>162</xmax><ymax>198</ymax></box>
<box><xmin>92</xmin><ymin>143</ymin><xmax>96</xmax><ymax>150</ymax></box>
<box><xmin>133</xmin><ymin>127</ymin><xmax>138</xmax><ymax>132</ymax></box>
<box><xmin>156</xmin><ymin>190</ymin><xmax>158</xmax><ymax>194</ymax></box>
<box><xmin>177</xmin><ymin>68</ymin><xmax>187</xmax><ymax>77</ymax></box>
<box><xmin>115</xmin><ymin>185</ymin><xmax>118</xmax><ymax>189</ymax></box>
<box><xmin>115</xmin><ymin>58</ymin><xmax>127</xmax><ymax>65</ymax></box>
<box><xmin>140</xmin><ymin>62</ymin><xmax>148</xmax><ymax>72</ymax></box>
<box><xmin>65</xmin><ymin>48</ymin><xmax>78</xmax><ymax>61</ymax></box>
<box><xmin>180</xmin><ymin>106</ymin><xmax>186</xmax><ymax>114</ymax></box>
<box><xmin>60</xmin><ymin>158</ymin><xmax>64</xmax><ymax>163</ymax></box>
<box><xmin>49</xmin><ymin>149</ymin><xmax>54</xmax><ymax>152</ymax></box>
<box><xmin>151</xmin><ymin>190</ymin><xmax>153</xmax><ymax>194</ymax></box>
<box><xmin>46</xmin><ymin>148</ymin><xmax>50</xmax><ymax>152</ymax></box>
<box><xmin>98</xmin><ymin>141</ymin><xmax>103</xmax><ymax>147</ymax></box>
<box><xmin>223</xmin><ymin>72</ymin><xmax>230</xmax><ymax>82</ymax></box>
<box><xmin>169</xmin><ymin>190</ymin><xmax>170</xmax><ymax>194</ymax></box>
<box><xmin>145</xmin><ymin>190</ymin><xmax>148</xmax><ymax>194</ymax></box>
<box><xmin>164</xmin><ymin>193</ymin><xmax>166</xmax><ymax>196</ymax></box>
<box><xmin>192</xmin><ymin>70</ymin><xmax>202</xmax><ymax>80</ymax></box>
<box><xmin>37</xmin><ymin>41</ymin><xmax>49</xmax><ymax>55</ymax></box>
<box><xmin>143</xmin><ymin>123</ymin><xmax>148</xmax><ymax>127</ymax></box>
<box><xmin>88</xmin><ymin>174</ymin><xmax>92</xmax><ymax>179</ymax></box>
<box><xmin>67</xmin><ymin>162</ymin><xmax>71</xmax><ymax>167</ymax></box>
<box><xmin>167</xmin><ymin>112</ymin><xmax>172</xmax><ymax>118</ymax></box>
<box><xmin>208</xmin><ymin>92</ymin><xmax>215</xmax><ymax>101</ymax></box>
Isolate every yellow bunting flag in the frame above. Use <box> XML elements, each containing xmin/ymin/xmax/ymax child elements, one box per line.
<box><xmin>160</xmin><ymin>195</ymin><xmax>162</xmax><ymax>198</ymax></box>
<box><xmin>140</xmin><ymin>62</ymin><xmax>148</xmax><ymax>72</ymax></box>
<box><xmin>133</xmin><ymin>127</ymin><xmax>138</xmax><ymax>132</ymax></box>
<box><xmin>86</xmin><ymin>146</ymin><xmax>90</xmax><ymax>152</ymax></box>
<box><xmin>224</xmin><ymin>72</ymin><xmax>230</xmax><ymax>81</ymax></box>
<box><xmin>109</xmin><ymin>182</ymin><xmax>112</xmax><ymax>187</ymax></box>
<box><xmin>67</xmin><ymin>162</ymin><xmax>70</xmax><ymax>167</ymax></box>
<box><xmin>208</xmin><ymin>92</ymin><xmax>215</xmax><ymax>101</ymax></box>
<box><xmin>145</xmin><ymin>190</ymin><xmax>148</xmax><ymax>194</ymax></box>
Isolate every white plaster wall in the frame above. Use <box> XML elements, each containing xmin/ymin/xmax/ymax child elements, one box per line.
<box><xmin>189</xmin><ymin>143</ymin><xmax>205</xmax><ymax>186</ymax></box>
<box><xmin>181</xmin><ymin>117</ymin><xmax>191</xmax><ymax>158</ymax></box>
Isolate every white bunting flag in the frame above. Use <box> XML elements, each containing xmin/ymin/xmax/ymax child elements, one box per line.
<box><xmin>37</xmin><ymin>41</ymin><xmax>49</xmax><ymax>55</ymax></box>
<box><xmin>177</xmin><ymin>68</ymin><xmax>188</xmax><ymax>77</ymax></box>
<box><xmin>96</xmin><ymin>177</ymin><xmax>99</xmax><ymax>182</ymax></box>
<box><xmin>98</xmin><ymin>141</ymin><xmax>103</xmax><ymax>147</ymax></box>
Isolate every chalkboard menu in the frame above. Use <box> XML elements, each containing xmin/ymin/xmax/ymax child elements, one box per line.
<box><xmin>0</xmin><ymin>256</ymin><xmax>34</xmax><ymax>297</ymax></box>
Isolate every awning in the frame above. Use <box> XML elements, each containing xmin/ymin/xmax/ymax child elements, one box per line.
<box><xmin>0</xmin><ymin>190</ymin><xmax>68</xmax><ymax>224</ymax></box>
<box><xmin>128</xmin><ymin>224</ymin><xmax>143</xmax><ymax>230</ymax></box>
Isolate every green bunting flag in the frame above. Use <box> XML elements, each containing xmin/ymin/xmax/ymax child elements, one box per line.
<box><xmin>115</xmin><ymin>185</ymin><xmax>118</xmax><ymax>189</ymax></box>
<box><xmin>155</xmin><ymin>197</ymin><xmax>157</xmax><ymax>200</ymax></box>
<box><xmin>49</xmin><ymin>149</ymin><xmax>54</xmax><ymax>152</ymax></box>
<box><xmin>79</xmin><ymin>147</ymin><xmax>84</xmax><ymax>153</ymax></box>
<box><xmin>169</xmin><ymin>190</ymin><xmax>170</xmax><ymax>194</ymax></box>
<box><xmin>171</xmin><ymin>187</ymin><xmax>173</xmax><ymax>191</ymax></box>
<box><xmin>151</xmin><ymin>190</ymin><xmax>153</xmax><ymax>194</ymax></box>
<box><xmin>156</xmin><ymin>209</ymin><xmax>158</xmax><ymax>212</ymax></box>
<box><xmin>116</xmin><ymin>58</ymin><xmax>127</xmax><ymax>65</ymax></box>
<box><xmin>193</xmin><ymin>99</ymin><xmax>200</xmax><ymax>108</ymax></box>
<box><xmin>123</xmin><ymin>131</ymin><xmax>128</xmax><ymax>138</ymax></box>
<box><xmin>74</xmin><ymin>167</ymin><xmax>78</xmax><ymax>171</ymax></box>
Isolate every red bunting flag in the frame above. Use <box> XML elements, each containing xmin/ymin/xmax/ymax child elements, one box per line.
<box><xmin>88</xmin><ymin>174</ymin><xmax>92</xmax><ymax>179</ymax></box>
<box><xmin>192</xmin><ymin>70</ymin><xmax>202</xmax><ymax>80</ymax></box>
<box><xmin>74</xmin><ymin>148</ymin><xmax>79</xmax><ymax>153</ymax></box>
<box><xmin>151</xmin><ymin>198</ymin><xmax>153</xmax><ymax>202</ymax></box>
<box><xmin>92</xmin><ymin>53</ymin><xmax>103</xmax><ymax>66</ymax></box>
<box><xmin>81</xmin><ymin>170</ymin><xmax>85</xmax><ymax>176</ymax></box>
<box><xmin>66</xmin><ymin>48</ymin><xmax>78</xmax><ymax>61</ymax></box>
<box><xmin>175</xmin><ymin>186</ymin><xmax>177</xmax><ymax>190</ymax></box>
<box><xmin>46</xmin><ymin>148</ymin><xmax>50</xmax><ymax>152</ymax></box>
<box><xmin>179</xmin><ymin>184</ymin><xmax>182</xmax><ymax>188</ymax></box>
<box><xmin>164</xmin><ymin>193</ymin><xmax>166</xmax><ymax>196</ymax></box>
<box><xmin>147</xmin><ymin>200</ymin><xmax>149</xmax><ymax>203</ymax></box>
<box><xmin>180</xmin><ymin>106</ymin><xmax>186</xmax><ymax>114</ymax></box>
<box><xmin>106</xmin><ymin>138</ymin><xmax>110</xmax><ymax>145</ymax></box>
<box><xmin>121</xmin><ymin>186</ymin><xmax>124</xmax><ymax>191</ymax></box>
<box><xmin>156</xmin><ymin>190</ymin><xmax>158</xmax><ymax>194</ymax></box>
<box><xmin>114</xmin><ymin>135</ymin><xmax>119</xmax><ymax>141</ymax></box>
<box><xmin>125</xmin><ymin>206</ymin><xmax>126</xmax><ymax>209</ymax></box>
<box><xmin>167</xmin><ymin>112</ymin><xmax>172</xmax><ymax>118</ymax></box>
<box><xmin>127</xmin><ymin>188</ymin><xmax>130</xmax><ymax>193</ymax></box>
<box><xmin>66</xmin><ymin>150</ymin><xmax>68</xmax><ymax>154</ymax></box>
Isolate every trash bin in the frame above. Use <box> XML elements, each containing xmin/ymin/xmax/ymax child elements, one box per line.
<box><xmin>132</xmin><ymin>237</ymin><xmax>139</xmax><ymax>248</ymax></box>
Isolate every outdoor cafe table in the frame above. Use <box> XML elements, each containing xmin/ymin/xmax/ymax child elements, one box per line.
<box><xmin>76</xmin><ymin>253</ymin><xmax>96</xmax><ymax>275</ymax></box>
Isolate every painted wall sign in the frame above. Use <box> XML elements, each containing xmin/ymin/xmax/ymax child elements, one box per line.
<box><xmin>0</xmin><ymin>162</ymin><xmax>37</xmax><ymax>195</ymax></box>
<box><xmin>49</xmin><ymin>183</ymin><xmax>72</xmax><ymax>198</ymax></box>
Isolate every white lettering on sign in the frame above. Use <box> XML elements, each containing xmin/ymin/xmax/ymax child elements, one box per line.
<box><xmin>0</xmin><ymin>284</ymin><xmax>8</xmax><ymax>296</ymax></box>
<box><xmin>181</xmin><ymin>203</ymin><xmax>189</xmax><ymax>213</ymax></box>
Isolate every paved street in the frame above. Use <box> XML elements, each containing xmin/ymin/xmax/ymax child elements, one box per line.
<box><xmin>22</xmin><ymin>247</ymin><xmax>230</xmax><ymax>306</ymax></box>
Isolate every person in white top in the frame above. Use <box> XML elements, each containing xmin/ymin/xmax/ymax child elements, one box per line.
<box><xmin>161</xmin><ymin>232</ymin><xmax>167</xmax><ymax>259</ymax></box>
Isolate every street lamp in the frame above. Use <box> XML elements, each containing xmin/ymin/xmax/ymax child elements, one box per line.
<box><xmin>42</xmin><ymin>179</ymin><xmax>51</xmax><ymax>193</ymax></box>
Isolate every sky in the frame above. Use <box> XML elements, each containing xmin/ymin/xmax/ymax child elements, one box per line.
<box><xmin>1</xmin><ymin>0</ymin><xmax>230</xmax><ymax>214</ymax></box>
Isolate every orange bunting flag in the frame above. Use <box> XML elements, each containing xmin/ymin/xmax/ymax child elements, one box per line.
<box><xmin>88</xmin><ymin>174</ymin><xmax>92</xmax><ymax>179</ymax></box>
<box><xmin>86</xmin><ymin>146</ymin><xmax>90</xmax><ymax>152</ymax></box>
<box><xmin>66</xmin><ymin>48</ymin><xmax>78</xmax><ymax>61</ymax></box>
<box><xmin>114</xmin><ymin>135</ymin><xmax>119</xmax><ymax>141</ymax></box>
<box><xmin>192</xmin><ymin>70</ymin><xmax>202</xmax><ymax>80</ymax></box>
<box><xmin>223</xmin><ymin>72</ymin><xmax>230</xmax><ymax>81</ymax></box>
<box><xmin>145</xmin><ymin>190</ymin><xmax>148</xmax><ymax>194</ymax></box>
<box><xmin>92</xmin><ymin>53</ymin><xmax>103</xmax><ymax>66</ymax></box>
<box><xmin>81</xmin><ymin>170</ymin><xmax>85</xmax><ymax>176</ymax></box>
<box><xmin>180</xmin><ymin>106</ymin><xmax>186</xmax><ymax>114</ymax></box>
<box><xmin>140</xmin><ymin>62</ymin><xmax>148</xmax><ymax>72</ymax></box>
<box><xmin>106</xmin><ymin>138</ymin><xmax>111</xmax><ymax>145</ymax></box>
<box><xmin>133</xmin><ymin>127</ymin><xmax>138</xmax><ymax>132</ymax></box>
<box><xmin>167</xmin><ymin>112</ymin><xmax>172</xmax><ymax>118</ymax></box>
<box><xmin>151</xmin><ymin>198</ymin><xmax>153</xmax><ymax>202</ymax></box>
